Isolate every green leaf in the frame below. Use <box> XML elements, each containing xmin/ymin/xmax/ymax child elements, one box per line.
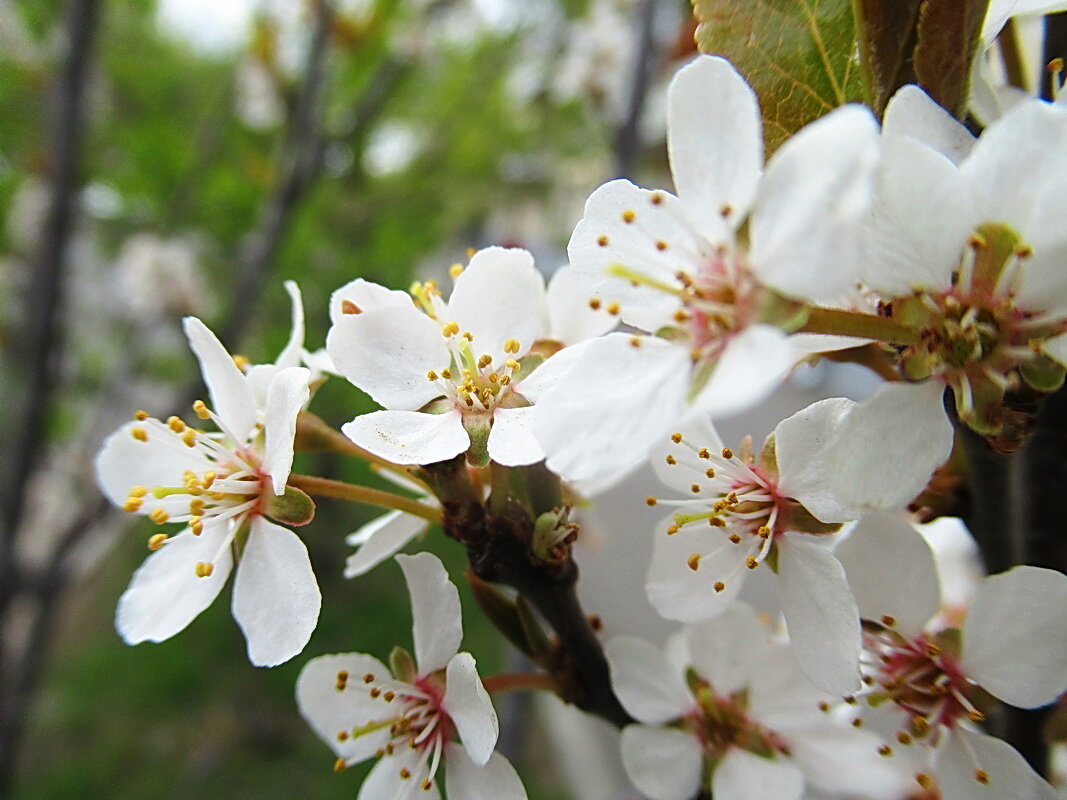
<box><xmin>852</xmin><ymin>0</ymin><xmax>923</xmax><ymax>115</ymax></box>
<box><xmin>693</xmin><ymin>0</ymin><xmax>865</xmax><ymax>151</ymax></box>
<box><xmin>913</xmin><ymin>0</ymin><xmax>989</xmax><ymax>118</ymax></box>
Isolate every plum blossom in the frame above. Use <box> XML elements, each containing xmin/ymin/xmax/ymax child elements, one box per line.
<box><xmin>326</xmin><ymin>247</ymin><xmax>604</xmax><ymax>468</ymax></box>
<box><xmin>95</xmin><ymin>315</ymin><xmax>318</xmax><ymax>667</ymax></box>
<box><xmin>297</xmin><ymin>553</ymin><xmax>527</xmax><ymax>800</ymax></box>
<box><xmin>605</xmin><ymin>603</ymin><xmax>908</xmax><ymax>800</ymax></box>
<box><xmin>645</xmin><ymin>389</ymin><xmax>953</xmax><ymax>695</ymax></box>
<box><xmin>864</xmin><ymin>87</ymin><xmax>1067</xmax><ymax>444</ymax></box>
<box><xmin>533</xmin><ymin>55</ymin><xmax>880</xmax><ymax>482</ymax></box>
<box><xmin>835</xmin><ymin>513</ymin><xmax>1067</xmax><ymax>800</ymax></box>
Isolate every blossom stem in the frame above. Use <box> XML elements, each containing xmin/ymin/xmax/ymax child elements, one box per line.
<box><xmin>287</xmin><ymin>474</ymin><xmax>442</xmax><ymax>523</ymax></box>
<box><xmin>799</xmin><ymin>307</ymin><xmax>920</xmax><ymax>346</ymax></box>
<box><xmin>481</xmin><ymin>671</ymin><xmax>557</xmax><ymax>695</ymax></box>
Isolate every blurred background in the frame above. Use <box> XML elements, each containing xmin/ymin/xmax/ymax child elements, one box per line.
<box><xmin>0</xmin><ymin>1</ymin><xmax>890</xmax><ymax>798</ymax></box>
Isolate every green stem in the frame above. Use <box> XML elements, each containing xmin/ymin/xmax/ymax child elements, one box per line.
<box><xmin>489</xmin><ymin>462</ymin><xmax>511</xmax><ymax>515</ymax></box>
<box><xmin>295</xmin><ymin>412</ymin><xmax>398</xmax><ymax>469</ymax></box>
<box><xmin>287</xmin><ymin>474</ymin><xmax>442</xmax><ymax>523</ymax></box>
<box><xmin>482</xmin><ymin>671</ymin><xmax>557</xmax><ymax>695</ymax></box>
<box><xmin>799</xmin><ymin>307</ymin><xmax>920</xmax><ymax>346</ymax></box>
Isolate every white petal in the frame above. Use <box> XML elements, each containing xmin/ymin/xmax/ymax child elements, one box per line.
<box><xmin>882</xmin><ymin>85</ymin><xmax>975</xmax><ymax>164</ymax></box>
<box><xmin>747</xmin><ymin>642</ymin><xmax>832</xmax><ymax>730</ymax></box>
<box><xmin>1040</xmin><ymin>331</ymin><xmax>1067</xmax><ymax>366</ymax></box>
<box><xmin>396</xmin><ymin>552</ymin><xmax>463</xmax><ymax>674</ymax></box>
<box><xmin>326</xmin><ymin>305</ymin><xmax>449</xmax><ymax>411</ymax></box>
<box><xmin>446</xmin><ymin>247</ymin><xmax>547</xmax><ymax>366</ymax></box>
<box><xmin>296</xmin><ymin>652</ymin><xmax>393</xmax><ymax>762</ymax></box>
<box><xmin>566</xmin><ymin>179</ymin><xmax>722</xmax><ymax>332</ymax></box>
<box><xmin>232</xmin><ymin>517</ymin><xmax>321</xmax><ymax>666</ymax></box>
<box><xmin>777</xmin><ymin>535</ymin><xmax>862</xmax><ymax>696</ymax></box>
<box><xmin>962</xmin><ymin>565</ymin><xmax>1067</xmax><ymax>708</ymax></box>
<box><xmin>115</xmin><ymin>523</ymin><xmax>233</xmax><ymax>644</ymax></box>
<box><xmin>668</xmin><ymin>55</ymin><xmax>762</xmax><ymax>226</ymax></box>
<box><xmin>95</xmin><ymin>420</ymin><xmax>213</xmax><ymax>512</ymax></box>
<box><xmin>534</xmin><ymin>334</ymin><xmax>690</xmax><ymax>482</ymax></box>
<box><xmin>691</xmin><ymin>325</ymin><xmax>795</xmax><ymax>418</ymax></box>
<box><xmin>684</xmin><ymin>602</ymin><xmax>767</xmax><ymax>695</ymax></box>
<box><xmin>545</xmin><ymin>266</ymin><xmax>617</xmax><ymax>345</ymax></box>
<box><xmin>183</xmin><ymin>317</ymin><xmax>258</xmax><ymax>442</ymax></box>
<box><xmin>358</xmin><ymin>749</ymin><xmax>434</xmax><ymax>800</ymax></box>
<box><xmin>262</xmin><ymin>366</ymin><xmax>310</xmax><ymax>494</ymax></box>
<box><xmin>341</xmin><ymin>409</ymin><xmax>469</xmax><ymax>466</ymax></box>
<box><xmin>275</xmin><ymin>280</ymin><xmax>306</xmax><ymax>368</ymax></box>
<box><xmin>444</xmin><ymin>652</ymin><xmax>498</xmax><ymax>766</ymax></box>
<box><xmin>329</xmin><ymin>277</ymin><xmax>412</xmax><ymax>324</ymax></box>
<box><xmin>773</xmin><ymin>397</ymin><xmax>855</xmax><ymax>523</ymax></box>
<box><xmin>444</xmin><ymin>744</ymin><xmax>527</xmax><ymax>800</ymax></box>
<box><xmin>862</xmin><ymin>135</ymin><xmax>979</xmax><ymax>296</ymax></box>
<box><xmin>487</xmin><ymin>406</ymin><xmax>543</xmax><ymax>466</ymax></box>
<box><xmin>649</xmin><ymin>411</ymin><xmax>726</xmax><ymax>493</ymax></box>
<box><xmin>751</xmin><ymin>104</ymin><xmax>880</xmax><ymax>302</ymax></box>
<box><xmin>981</xmin><ymin>0</ymin><xmax>1067</xmax><ymax>46</ymax></box>
<box><xmin>936</xmin><ymin>728</ymin><xmax>1058</xmax><ymax>800</ymax></box>
<box><xmin>824</xmin><ymin>381</ymin><xmax>954</xmax><ymax>514</ymax></box>
<box><xmin>619</xmin><ymin>725</ymin><xmax>704</xmax><ymax>800</ymax></box>
<box><xmin>604</xmin><ymin>636</ymin><xmax>693</xmax><ymax>724</ymax></box>
<box><xmin>514</xmin><ymin>338</ymin><xmax>595</xmax><ymax>404</ymax></box>
<box><xmin>786</xmin><ymin>724</ymin><xmax>912</xmax><ymax>800</ymax></box>
<box><xmin>647</xmin><ymin>514</ymin><xmax>749</xmax><ymax>621</ymax></box>
<box><xmin>344</xmin><ymin>511</ymin><xmax>428</xmax><ymax>578</ymax></box>
<box><xmin>712</xmin><ymin>749</ymin><xmax>804</xmax><ymax>800</ymax></box>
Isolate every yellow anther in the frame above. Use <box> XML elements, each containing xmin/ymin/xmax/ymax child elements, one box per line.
<box><xmin>190</xmin><ymin>518</ymin><xmax>204</xmax><ymax>536</ymax></box>
<box><xmin>687</xmin><ymin>554</ymin><xmax>701</xmax><ymax>571</ymax></box>
<box><xmin>182</xmin><ymin>429</ymin><xmax>197</xmax><ymax>447</ymax></box>
<box><xmin>449</xmin><ymin>262</ymin><xmax>464</xmax><ymax>278</ymax></box>
<box><xmin>924</xmin><ymin>643</ymin><xmax>941</xmax><ymax>658</ymax></box>
<box><xmin>128</xmin><ymin>486</ymin><xmax>148</xmax><ymax>498</ymax></box>
<box><xmin>1015</xmin><ymin>243</ymin><xmax>1033</xmax><ymax>258</ymax></box>
<box><xmin>499</xmin><ymin>375</ymin><xmax>511</xmax><ymax>386</ymax></box>
<box><xmin>915</xmin><ymin>773</ymin><xmax>931</xmax><ymax>789</ymax></box>
<box><xmin>713</xmin><ymin>581</ymin><xmax>725</xmax><ymax>593</ymax></box>
<box><xmin>421</xmin><ymin>779</ymin><xmax>433</xmax><ymax>791</ymax></box>
<box><xmin>202</xmin><ymin>472</ymin><xmax>216</xmax><ymax>489</ymax></box>
<box><xmin>334</xmin><ymin>758</ymin><xmax>348</xmax><ymax>772</ymax></box>
<box><xmin>134</xmin><ymin>410</ymin><xmax>149</xmax><ymax>421</ymax></box>
<box><xmin>588</xmin><ymin>298</ymin><xmax>602</xmax><ymax>311</ymax></box>
<box><xmin>697</xmin><ymin>448</ymin><xmax>710</xmax><ymax>459</ymax></box>
<box><xmin>477</xmin><ymin>354</ymin><xmax>493</xmax><ymax>369</ymax></box>
<box><xmin>426</xmin><ymin>370</ymin><xmax>438</xmax><ymax>381</ymax></box>
<box><xmin>818</xmin><ymin>702</ymin><xmax>830</xmax><ymax>713</ymax></box>
<box><xmin>968</xmin><ymin>232</ymin><xmax>987</xmax><ymax>249</ymax></box>
<box><xmin>897</xmin><ymin>732</ymin><xmax>912</xmax><ymax>745</ymax></box>
<box><xmin>123</xmin><ymin>498</ymin><xmax>143</xmax><ymax>513</ymax></box>
<box><xmin>673</xmin><ymin>310</ymin><xmax>689</xmax><ymax>323</ymax></box>
<box><xmin>975</xmin><ymin>770</ymin><xmax>989</xmax><ymax>784</ymax></box>
<box><xmin>667</xmin><ymin>525</ymin><xmax>679</xmax><ymax>535</ymax></box>
<box><xmin>645</xmin><ymin>497</ymin><xmax>657</xmax><ymax>507</ymax></box>
<box><xmin>505</xmin><ymin>358</ymin><xmax>520</xmax><ymax>371</ymax></box>
<box><xmin>968</xmin><ymin>710</ymin><xmax>985</xmax><ymax>722</ymax></box>
<box><xmin>621</xmin><ymin>210</ymin><xmax>635</xmax><ymax>223</ymax></box>
<box><xmin>719</xmin><ymin>203</ymin><xmax>733</xmax><ymax>218</ymax></box>
<box><xmin>465</xmin><ymin>247</ymin><xmax>476</xmax><ymax>258</ymax></box>
<box><xmin>757</xmin><ymin>526</ymin><xmax>771</xmax><ymax>539</ymax></box>
<box><xmin>193</xmin><ymin>400</ymin><xmax>212</xmax><ymax>420</ymax></box>
<box><xmin>194</xmin><ymin>561</ymin><xmax>214</xmax><ymax>578</ymax></box>
<box><xmin>441</xmin><ymin>321</ymin><xmax>460</xmax><ymax>337</ymax></box>
<box><xmin>728</xmin><ymin>533</ymin><xmax>741</xmax><ymax>543</ymax></box>
<box><xmin>189</xmin><ymin>497</ymin><xmax>206</xmax><ymax>515</ymax></box>
<box><xmin>440</xmin><ymin>368</ymin><xmax>452</xmax><ymax>380</ymax></box>
<box><xmin>1051</xmin><ymin>57</ymin><xmax>1065</xmax><ymax>72</ymax></box>
<box><xmin>670</xmin><ymin>433</ymin><xmax>683</xmax><ymax>443</ymax></box>
<box><xmin>462</xmin><ymin>331</ymin><xmax>473</xmax><ymax>341</ymax></box>
<box><xmin>851</xmin><ymin>718</ymin><xmax>864</xmax><ymax>728</ymax></box>
<box><xmin>399</xmin><ymin>768</ymin><xmax>412</xmax><ymax>780</ymax></box>
<box><xmin>606</xmin><ymin>302</ymin><xmax>620</xmax><ymax>316</ymax></box>
<box><xmin>912</xmin><ymin>716</ymin><xmax>930</xmax><ymax>735</ymax></box>
<box><xmin>629</xmin><ymin>336</ymin><xmax>642</xmax><ymax>348</ymax></box>
<box><xmin>504</xmin><ymin>339</ymin><xmax>521</xmax><ymax>354</ymax></box>
<box><xmin>655</xmin><ymin>240</ymin><xmax>668</xmax><ymax>251</ymax></box>
<box><xmin>690</xmin><ymin>484</ymin><xmax>701</xmax><ymax>494</ymax></box>
<box><xmin>704</xmin><ymin>468</ymin><xmax>716</xmax><ymax>479</ymax></box>
<box><xmin>341</xmin><ymin>299</ymin><xmax>362</xmax><ymax>315</ymax></box>
<box><xmin>149</xmin><ymin>508</ymin><xmax>170</xmax><ymax>525</ymax></box>
<box><xmin>597</xmin><ymin>235</ymin><xmax>609</xmax><ymax>247</ymax></box>
<box><xmin>721</xmin><ymin>447</ymin><xmax>734</xmax><ymax>459</ymax></box>
<box><xmin>665</xmin><ymin>454</ymin><xmax>677</xmax><ymax>465</ymax></box>
<box><xmin>336</xmin><ymin>731</ymin><xmax>349</xmax><ymax>742</ymax></box>
<box><xmin>745</xmin><ymin>556</ymin><xmax>759</xmax><ymax>570</ymax></box>
<box><xmin>363</xmin><ymin>673</ymin><xmax>375</xmax><ymax>684</ymax></box>
<box><xmin>650</xmin><ymin>192</ymin><xmax>664</xmax><ymax>205</ymax></box>
<box><xmin>233</xmin><ymin>355</ymin><xmax>250</xmax><ymax>370</ymax></box>
<box><xmin>148</xmin><ymin>533</ymin><xmax>168</xmax><ymax>550</ymax></box>
<box><xmin>383</xmin><ymin>691</ymin><xmax>395</xmax><ymax>702</ymax></box>
<box><xmin>167</xmin><ymin>416</ymin><xmax>186</xmax><ymax>433</ymax></box>
<box><xmin>131</xmin><ymin>427</ymin><xmax>148</xmax><ymax>442</ymax></box>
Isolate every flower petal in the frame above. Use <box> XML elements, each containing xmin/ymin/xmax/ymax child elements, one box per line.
<box><xmin>533</xmin><ymin>333</ymin><xmax>690</xmax><ymax>482</ymax></box>
<box><xmin>232</xmin><ymin>517</ymin><xmax>321</xmax><ymax>667</ymax></box>
<box><xmin>1040</xmin><ymin>331</ymin><xmax>1067</xmax><ymax>366</ymax></box>
<box><xmin>396</xmin><ymin>552</ymin><xmax>463</xmax><ymax>674</ymax></box>
<box><xmin>329</xmin><ymin>277</ymin><xmax>413</xmax><ymax>324</ymax></box>
<box><xmin>183</xmin><ymin>317</ymin><xmax>258</xmax><ymax>442</ymax></box>
<box><xmin>824</xmin><ymin>381</ymin><xmax>954</xmax><ymax>515</ymax></box>
<box><xmin>444</xmin><ymin>652</ymin><xmax>499</xmax><ymax>766</ymax></box>
<box><xmin>358</xmin><ymin>748</ymin><xmax>435</xmax><ymax>800</ymax></box>
<box><xmin>882</xmin><ymin>84</ymin><xmax>975</xmax><ymax>164</ymax></box>
<box><xmin>834</xmin><ymin>513</ymin><xmax>941</xmax><ymax>636</ymax></box>
<box><xmin>115</xmin><ymin>523</ymin><xmax>233</xmax><ymax>645</ymax></box>
<box><xmin>545</xmin><ymin>266</ymin><xmax>617</xmax><ymax>345</ymax></box>
<box><xmin>981</xmin><ymin>0</ymin><xmax>1067</xmax><ymax>46</ymax></box>
<box><xmin>262</xmin><ymin>366</ymin><xmax>310</xmax><ymax>494</ymax></box>
<box><xmin>936</xmin><ymin>728</ymin><xmax>1058</xmax><ymax>800</ymax></box>
<box><xmin>786</xmin><ymin>723</ymin><xmax>912</xmax><ymax>800</ymax></box>
<box><xmin>962</xmin><ymin>565</ymin><xmax>1067</xmax><ymax>708</ymax></box>
<box><xmin>444</xmin><ymin>744</ymin><xmax>527</xmax><ymax>800</ymax></box>
<box><xmin>684</xmin><ymin>602</ymin><xmax>766</xmax><ymax>696</ymax></box>
<box><xmin>296</xmin><ymin>652</ymin><xmax>393</xmax><ymax>762</ymax></box>
<box><xmin>275</xmin><ymin>280</ymin><xmax>307</xmax><ymax>369</ymax></box>
<box><xmin>747</xmin><ymin>642</ymin><xmax>831</xmax><ymax>730</ymax></box>
<box><xmin>668</xmin><ymin>55</ymin><xmax>762</xmax><ymax>227</ymax></box>
<box><xmin>605</xmin><ymin>635</ymin><xmax>693</xmax><ymax>724</ymax></box>
<box><xmin>446</xmin><ymin>247</ymin><xmax>547</xmax><ymax>366</ymax></box>
<box><xmin>619</xmin><ymin>725</ymin><xmax>703</xmax><ymax>800</ymax></box>
<box><xmin>344</xmin><ymin>511</ymin><xmax>428</xmax><ymax>578</ymax></box>
<box><xmin>691</xmin><ymin>325</ymin><xmax>795</xmax><ymax>418</ymax></box>
<box><xmin>773</xmin><ymin>397</ymin><xmax>855</xmax><ymax>523</ymax></box>
<box><xmin>751</xmin><ymin>104</ymin><xmax>880</xmax><ymax>302</ymax></box>
<box><xmin>341</xmin><ymin>409</ymin><xmax>468</xmax><ymax>466</ymax></box>
<box><xmin>712</xmin><ymin>748</ymin><xmax>804</xmax><ymax>800</ymax></box>
<box><xmin>326</xmin><ymin>305</ymin><xmax>449</xmax><ymax>411</ymax></box>
<box><xmin>650</xmin><ymin>411</ymin><xmax>726</xmax><ymax>493</ymax></box>
<box><xmin>486</xmin><ymin>406</ymin><xmax>543</xmax><ymax>466</ymax></box>
<box><xmin>777</xmin><ymin>534</ymin><xmax>862</xmax><ymax>696</ymax></box>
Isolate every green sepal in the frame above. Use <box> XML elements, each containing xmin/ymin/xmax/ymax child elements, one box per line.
<box><xmin>759</xmin><ymin>433</ymin><xmax>778</xmax><ymax>479</ymax></box>
<box><xmin>779</xmin><ymin>502</ymin><xmax>843</xmax><ymax>536</ymax></box>
<box><xmin>265</xmin><ymin>485</ymin><xmax>316</xmax><ymax>526</ymax></box>
<box><xmin>463</xmin><ymin>415</ymin><xmax>491</xmax><ymax>468</ymax></box>
<box><xmin>389</xmin><ymin>646</ymin><xmax>418</xmax><ymax>683</ymax></box>
<box><xmin>513</xmin><ymin>353</ymin><xmax>544</xmax><ymax>384</ymax></box>
<box><xmin>969</xmin><ymin>223</ymin><xmax>1022</xmax><ymax>302</ymax></box>
<box><xmin>755</xmin><ymin>289</ymin><xmax>810</xmax><ymax>333</ymax></box>
<box><xmin>466</xmin><ymin>572</ymin><xmax>548</xmax><ymax>660</ymax></box>
<box><xmin>932</xmin><ymin>626</ymin><xmax>963</xmax><ymax>658</ymax></box>
<box><xmin>1020</xmin><ymin>355</ymin><xmax>1067</xmax><ymax>394</ymax></box>
<box><xmin>232</xmin><ymin>519</ymin><xmax>252</xmax><ymax>561</ymax></box>
<box><xmin>957</xmin><ymin>371</ymin><xmax>1006</xmax><ymax>437</ymax></box>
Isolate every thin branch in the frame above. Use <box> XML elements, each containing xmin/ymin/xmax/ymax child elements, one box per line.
<box><xmin>613</xmin><ymin>0</ymin><xmax>658</xmax><ymax>179</ymax></box>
